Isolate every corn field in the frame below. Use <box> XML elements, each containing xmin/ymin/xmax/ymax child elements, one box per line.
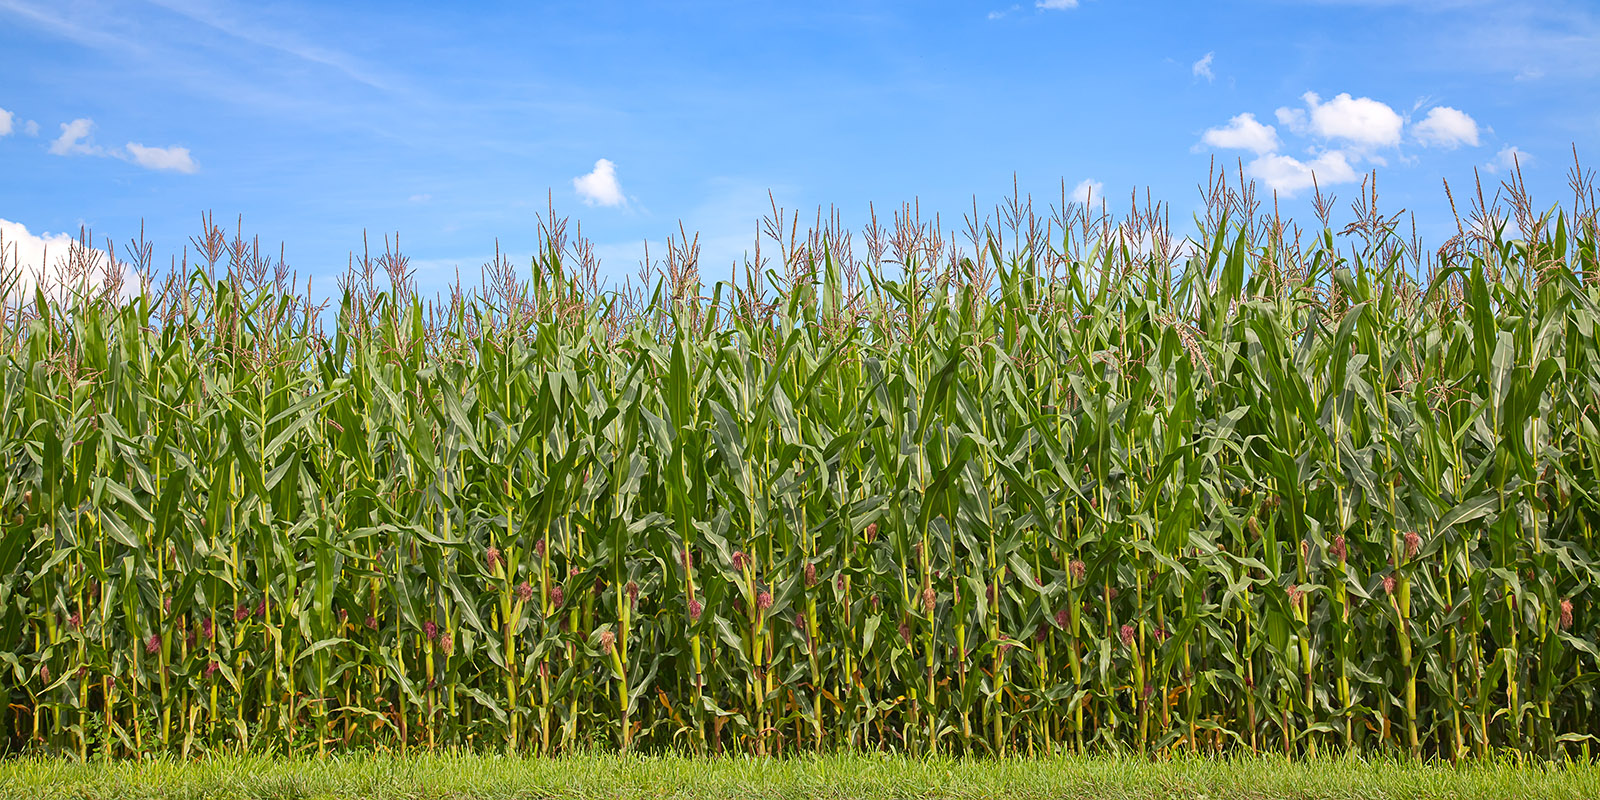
<box><xmin>3</xmin><ymin>165</ymin><xmax>1600</xmax><ymax>761</ymax></box>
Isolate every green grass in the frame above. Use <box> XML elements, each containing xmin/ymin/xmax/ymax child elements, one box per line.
<box><xmin>2</xmin><ymin>752</ymin><xmax>1598</xmax><ymax>800</ymax></box>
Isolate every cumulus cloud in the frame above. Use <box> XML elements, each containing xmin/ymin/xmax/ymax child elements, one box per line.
<box><xmin>122</xmin><ymin>142</ymin><xmax>198</xmax><ymax>173</ymax></box>
<box><xmin>1275</xmin><ymin>91</ymin><xmax>1402</xmax><ymax>148</ymax></box>
<box><xmin>1036</xmin><ymin>0</ymin><xmax>1078</xmax><ymax>8</ymax></box>
<box><xmin>1485</xmin><ymin>145</ymin><xmax>1532</xmax><ymax>173</ymax></box>
<box><xmin>0</xmin><ymin>110</ymin><xmax>39</xmax><ymax>139</ymax></box>
<box><xmin>1192</xmin><ymin>52</ymin><xmax>1215</xmax><ymax>82</ymax></box>
<box><xmin>1247</xmin><ymin>151</ymin><xmax>1359</xmax><ymax>197</ymax></box>
<box><xmin>1412</xmin><ymin>106</ymin><xmax>1480</xmax><ymax>148</ymax></box>
<box><xmin>573</xmin><ymin>159</ymin><xmax>626</xmax><ymax>207</ymax></box>
<box><xmin>1201</xmin><ymin>90</ymin><xmax>1486</xmax><ymax>197</ymax></box>
<box><xmin>1199</xmin><ymin>113</ymin><xmax>1279</xmax><ymax>155</ymax></box>
<box><xmin>40</xmin><ymin>117</ymin><xmax>199</xmax><ymax>173</ymax></box>
<box><xmin>49</xmin><ymin>118</ymin><xmax>99</xmax><ymax>156</ymax></box>
<box><xmin>42</xmin><ymin>118</ymin><xmax>196</xmax><ymax>172</ymax></box>
<box><xmin>0</xmin><ymin>218</ymin><xmax>137</xmax><ymax>304</ymax></box>
<box><xmin>1070</xmin><ymin>178</ymin><xmax>1104</xmax><ymax>204</ymax></box>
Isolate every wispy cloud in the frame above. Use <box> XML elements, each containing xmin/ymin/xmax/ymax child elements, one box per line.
<box><xmin>1192</xmin><ymin>52</ymin><xmax>1215</xmax><ymax>82</ymax></box>
<box><xmin>143</xmin><ymin>0</ymin><xmax>399</xmax><ymax>92</ymax></box>
<box><xmin>1301</xmin><ymin>2</ymin><xmax>1599</xmax><ymax>80</ymax></box>
<box><xmin>0</xmin><ymin>0</ymin><xmax>411</xmax><ymax>130</ymax></box>
<box><xmin>0</xmin><ymin>107</ymin><xmax>12</xmax><ymax>137</ymax></box>
<box><xmin>1036</xmin><ymin>0</ymin><xmax>1079</xmax><ymax>9</ymax></box>
<box><xmin>0</xmin><ymin>0</ymin><xmax>148</xmax><ymax>55</ymax></box>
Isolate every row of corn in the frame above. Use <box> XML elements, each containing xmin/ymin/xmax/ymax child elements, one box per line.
<box><xmin>2</xmin><ymin>181</ymin><xmax>1599</xmax><ymax>759</ymax></box>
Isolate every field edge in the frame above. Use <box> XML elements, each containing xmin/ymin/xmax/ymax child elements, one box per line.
<box><xmin>3</xmin><ymin>752</ymin><xmax>1600</xmax><ymax>800</ymax></box>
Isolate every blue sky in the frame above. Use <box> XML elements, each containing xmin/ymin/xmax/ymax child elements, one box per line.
<box><xmin>2</xmin><ymin>0</ymin><xmax>1598</xmax><ymax>297</ymax></box>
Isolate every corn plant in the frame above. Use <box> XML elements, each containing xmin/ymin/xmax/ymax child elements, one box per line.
<box><xmin>2</xmin><ymin>165</ymin><xmax>1599</xmax><ymax>760</ymax></box>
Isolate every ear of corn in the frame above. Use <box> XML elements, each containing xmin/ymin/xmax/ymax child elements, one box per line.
<box><xmin>2</xmin><ymin>173</ymin><xmax>1599</xmax><ymax>759</ymax></box>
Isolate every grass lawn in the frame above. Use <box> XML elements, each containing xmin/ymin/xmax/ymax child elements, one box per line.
<box><xmin>1</xmin><ymin>753</ymin><xmax>1597</xmax><ymax>800</ymax></box>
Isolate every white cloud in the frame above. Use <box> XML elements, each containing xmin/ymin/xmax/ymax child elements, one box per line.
<box><xmin>987</xmin><ymin>5</ymin><xmax>1020</xmax><ymax>19</ymax></box>
<box><xmin>1276</xmin><ymin>91</ymin><xmax>1402</xmax><ymax>148</ymax></box>
<box><xmin>1036</xmin><ymin>0</ymin><xmax>1079</xmax><ymax>8</ymax></box>
<box><xmin>1199</xmin><ymin>113</ymin><xmax>1279</xmax><ymax>155</ymax></box>
<box><xmin>1070</xmin><ymin>178</ymin><xmax>1104</xmax><ymax>204</ymax></box>
<box><xmin>1103</xmin><ymin>224</ymin><xmax>1200</xmax><ymax>262</ymax></box>
<box><xmin>0</xmin><ymin>111</ymin><xmax>36</xmax><ymax>138</ymax></box>
<box><xmin>1192</xmin><ymin>52</ymin><xmax>1215</xmax><ymax>82</ymax></box>
<box><xmin>573</xmin><ymin>158</ymin><xmax>626</xmax><ymax>208</ymax></box>
<box><xmin>40</xmin><ymin>117</ymin><xmax>198</xmax><ymax>173</ymax></box>
<box><xmin>1412</xmin><ymin>106</ymin><xmax>1479</xmax><ymax>148</ymax></box>
<box><xmin>1485</xmin><ymin>145</ymin><xmax>1532</xmax><ymax>173</ymax></box>
<box><xmin>49</xmin><ymin>118</ymin><xmax>99</xmax><ymax>155</ymax></box>
<box><xmin>409</xmin><ymin>193</ymin><xmax>432</xmax><ymax>203</ymax></box>
<box><xmin>1275</xmin><ymin>106</ymin><xmax>1307</xmax><ymax>132</ymax></box>
<box><xmin>0</xmin><ymin>218</ymin><xmax>138</xmax><ymax>304</ymax></box>
<box><xmin>122</xmin><ymin>142</ymin><xmax>198</xmax><ymax>173</ymax></box>
<box><xmin>1246</xmin><ymin>150</ymin><xmax>1360</xmax><ymax>197</ymax></box>
<box><xmin>1204</xmin><ymin>90</ymin><xmax>1486</xmax><ymax>197</ymax></box>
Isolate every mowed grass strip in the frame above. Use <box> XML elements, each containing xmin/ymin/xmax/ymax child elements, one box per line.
<box><xmin>2</xmin><ymin>753</ymin><xmax>1598</xmax><ymax>800</ymax></box>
